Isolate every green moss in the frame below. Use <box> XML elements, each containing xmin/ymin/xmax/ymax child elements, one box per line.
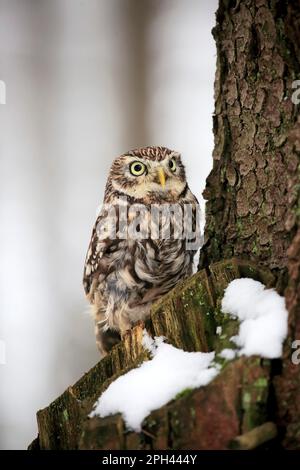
<box><xmin>63</xmin><ymin>409</ymin><xmax>69</xmax><ymax>422</ymax></box>
<box><xmin>254</xmin><ymin>377</ymin><xmax>268</xmax><ymax>388</ymax></box>
<box><xmin>242</xmin><ymin>392</ymin><xmax>252</xmax><ymax>410</ymax></box>
<box><xmin>213</xmin><ymin>305</ymin><xmax>239</xmax><ymax>353</ymax></box>
<box><xmin>236</xmin><ymin>218</ymin><xmax>243</xmax><ymax>235</ymax></box>
<box><xmin>146</xmin><ymin>418</ymin><xmax>157</xmax><ymax>429</ymax></box>
<box><xmin>175</xmin><ymin>388</ymin><xmax>193</xmax><ymax>400</ymax></box>
<box><xmin>252</xmin><ymin>240</ymin><xmax>259</xmax><ymax>255</ymax></box>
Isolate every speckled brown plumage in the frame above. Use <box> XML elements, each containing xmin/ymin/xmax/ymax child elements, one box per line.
<box><xmin>83</xmin><ymin>146</ymin><xmax>199</xmax><ymax>356</ymax></box>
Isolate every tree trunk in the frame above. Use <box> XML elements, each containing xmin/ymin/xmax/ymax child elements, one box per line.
<box><xmin>199</xmin><ymin>0</ymin><xmax>300</xmax><ymax>448</ymax></box>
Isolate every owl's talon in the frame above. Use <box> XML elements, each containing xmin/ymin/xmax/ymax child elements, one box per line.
<box><xmin>121</xmin><ymin>329</ymin><xmax>132</xmax><ymax>340</ymax></box>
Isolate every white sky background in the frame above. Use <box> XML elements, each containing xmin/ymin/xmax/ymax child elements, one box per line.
<box><xmin>146</xmin><ymin>1</ymin><xmax>217</xmax><ymax>206</ymax></box>
<box><xmin>0</xmin><ymin>0</ymin><xmax>217</xmax><ymax>449</ymax></box>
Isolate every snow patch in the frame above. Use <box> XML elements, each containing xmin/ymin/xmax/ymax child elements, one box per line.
<box><xmin>91</xmin><ymin>278</ymin><xmax>288</xmax><ymax>431</ymax></box>
<box><xmin>90</xmin><ymin>331</ymin><xmax>218</xmax><ymax>431</ymax></box>
<box><xmin>222</xmin><ymin>278</ymin><xmax>288</xmax><ymax>358</ymax></box>
<box><xmin>141</xmin><ymin>330</ymin><xmax>165</xmax><ymax>354</ymax></box>
<box><xmin>219</xmin><ymin>348</ymin><xmax>236</xmax><ymax>360</ymax></box>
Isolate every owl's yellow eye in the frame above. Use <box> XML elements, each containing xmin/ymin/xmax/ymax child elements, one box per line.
<box><xmin>168</xmin><ymin>158</ymin><xmax>176</xmax><ymax>172</ymax></box>
<box><xmin>130</xmin><ymin>161</ymin><xmax>146</xmax><ymax>176</ymax></box>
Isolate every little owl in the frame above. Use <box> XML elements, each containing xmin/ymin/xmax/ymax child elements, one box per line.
<box><xmin>83</xmin><ymin>146</ymin><xmax>199</xmax><ymax>356</ymax></box>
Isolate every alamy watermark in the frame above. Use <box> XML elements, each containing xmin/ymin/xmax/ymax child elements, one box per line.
<box><xmin>0</xmin><ymin>340</ymin><xmax>6</xmax><ymax>365</ymax></box>
<box><xmin>291</xmin><ymin>340</ymin><xmax>300</xmax><ymax>365</ymax></box>
<box><xmin>0</xmin><ymin>84</ymin><xmax>6</xmax><ymax>357</ymax></box>
<box><xmin>96</xmin><ymin>196</ymin><xmax>202</xmax><ymax>251</ymax></box>
<box><xmin>0</xmin><ymin>80</ymin><xmax>6</xmax><ymax>104</ymax></box>
<box><xmin>292</xmin><ymin>80</ymin><xmax>300</xmax><ymax>105</ymax></box>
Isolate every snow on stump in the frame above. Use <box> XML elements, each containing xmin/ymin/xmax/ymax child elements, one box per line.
<box><xmin>80</xmin><ymin>356</ymin><xmax>271</xmax><ymax>450</ymax></box>
<box><xmin>29</xmin><ymin>258</ymin><xmax>278</xmax><ymax>450</ymax></box>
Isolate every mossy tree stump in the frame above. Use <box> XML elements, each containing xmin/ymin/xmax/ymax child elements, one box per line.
<box><xmin>30</xmin><ymin>259</ymin><xmax>278</xmax><ymax>450</ymax></box>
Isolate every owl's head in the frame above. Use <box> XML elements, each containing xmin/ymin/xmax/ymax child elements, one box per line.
<box><xmin>106</xmin><ymin>146</ymin><xmax>187</xmax><ymax>202</ymax></box>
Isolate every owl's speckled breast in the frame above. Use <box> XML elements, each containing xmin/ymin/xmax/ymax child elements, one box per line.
<box><xmin>83</xmin><ymin>146</ymin><xmax>199</xmax><ymax>355</ymax></box>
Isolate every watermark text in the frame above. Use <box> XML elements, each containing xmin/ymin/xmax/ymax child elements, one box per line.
<box><xmin>0</xmin><ymin>340</ymin><xmax>6</xmax><ymax>365</ymax></box>
<box><xmin>0</xmin><ymin>80</ymin><xmax>6</xmax><ymax>104</ymax></box>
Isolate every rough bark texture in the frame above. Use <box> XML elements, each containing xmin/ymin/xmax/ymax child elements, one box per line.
<box><xmin>29</xmin><ymin>259</ymin><xmax>278</xmax><ymax>450</ymax></box>
<box><xmin>276</xmin><ymin>228</ymin><xmax>300</xmax><ymax>448</ymax></box>
<box><xmin>200</xmin><ymin>0</ymin><xmax>299</xmax><ymax>276</ymax></box>
<box><xmin>199</xmin><ymin>0</ymin><xmax>300</xmax><ymax>449</ymax></box>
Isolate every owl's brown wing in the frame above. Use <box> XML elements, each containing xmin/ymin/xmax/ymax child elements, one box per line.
<box><xmin>183</xmin><ymin>187</ymin><xmax>201</xmax><ymax>252</ymax></box>
<box><xmin>83</xmin><ymin>209</ymin><xmax>119</xmax><ymax>297</ymax></box>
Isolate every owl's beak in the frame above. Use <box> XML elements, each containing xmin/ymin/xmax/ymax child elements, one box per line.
<box><xmin>157</xmin><ymin>167</ymin><xmax>166</xmax><ymax>189</ymax></box>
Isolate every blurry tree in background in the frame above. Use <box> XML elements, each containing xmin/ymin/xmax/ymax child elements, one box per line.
<box><xmin>199</xmin><ymin>0</ymin><xmax>300</xmax><ymax>448</ymax></box>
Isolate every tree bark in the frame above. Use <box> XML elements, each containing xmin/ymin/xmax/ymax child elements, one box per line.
<box><xmin>200</xmin><ymin>0</ymin><xmax>299</xmax><ymax>274</ymax></box>
<box><xmin>199</xmin><ymin>0</ymin><xmax>300</xmax><ymax>448</ymax></box>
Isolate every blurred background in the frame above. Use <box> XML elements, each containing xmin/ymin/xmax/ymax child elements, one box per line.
<box><xmin>0</xmin><ymin>0</ymin><xmax>217</xmax><ymax>449</ymax></box>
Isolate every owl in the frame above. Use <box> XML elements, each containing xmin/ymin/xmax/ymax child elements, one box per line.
<box><xmin>83</xmin><ymin>146</ymin><xmax>200</xmax><ymax>356</ymax></box>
